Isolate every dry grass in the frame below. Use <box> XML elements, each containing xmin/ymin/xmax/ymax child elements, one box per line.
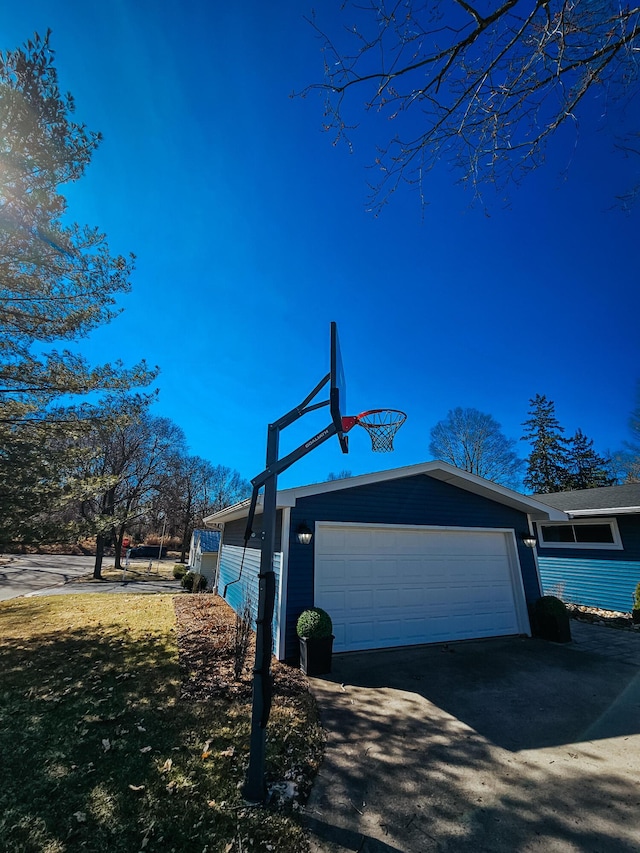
<box><xmin>69</xmin><ymin>562</ymin><xmax>179</xmax><ymax>584</ymax></box>
<box><xmin>0</xmin><ymin>593</ymin><xmax>323</xmax><ymax>853</ymax></box>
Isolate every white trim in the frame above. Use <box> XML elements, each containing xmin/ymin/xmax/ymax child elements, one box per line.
<box><xmin>536</xmin><ymin>517</ymin><xmax>623</xmax><ymax>550</ymax></box>
<box><xmin>566</xmin><ymin>506</ymin><xmax>640</xmax><ymax>517</ymax></box>
<box><xmin>527</xmin><ymin>513</ymin><xmax>544</xmax><ymax>599</ymax></box>
<box><xmin>314</xmin><ymin>521</ymin><xmax>531</xmax><ymax>639</ymax></box>
<box><xmin>505</xmin><ymin>528</ymin><xmax>532</xmax><ymax>635</ymax></box>
<box><xmin>277</xmin><ymin>507</ymin><xmax>291</xmax><ymax>661</ymax></box>
<box><xmin>203</xmin><ymin>461</ymin><xmax>568</xmax><ymax>524</ymax></box>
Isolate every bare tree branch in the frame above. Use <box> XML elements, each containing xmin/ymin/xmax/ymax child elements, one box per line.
<box><xmin>299</xmin><ymin>0</ymin><xmax>640</xmax><ymax>210</ymax></box>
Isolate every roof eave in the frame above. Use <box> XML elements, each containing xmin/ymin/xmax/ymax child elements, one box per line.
<box><xmin>566</xmin><ymin>506</ymin><xmax>640</xmax><ymax>518</ymax></box>
<box><xmin>203</xmin><ymin>461</ymin><xmax>567</xmax><ymax>524</ymax></box>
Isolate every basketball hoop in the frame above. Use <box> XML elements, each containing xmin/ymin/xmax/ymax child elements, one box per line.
<box><xmin>352</xmin><ymin>409</ymin><xmax>407</xmax><ymax>452</ymax></box>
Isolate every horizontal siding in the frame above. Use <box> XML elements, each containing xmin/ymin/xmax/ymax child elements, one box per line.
<box><xmin>217</xmin><ymin>544</ymin><xmax>283</xmax><ymax>654</ymax></box>
<box><xmin>222</xmin><ymin>512</ymin><xmax>283</xmax><ymax>551</ymax></box>
<box><xmin>538</xmin><ymin>556</ymin><xmax>640</xmax><ymax>612</ymax></box>
<box><xmin>536</xmin><ymin>514</ymin><xmax>640</xmax><ymax>562</ymax></box>
<box><xmin>283</xmin><ymin>474</ymin><xmax>538</xmax><ymax>660</ymax></box>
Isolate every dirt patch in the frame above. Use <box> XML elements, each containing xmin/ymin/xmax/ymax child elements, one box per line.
<box><xmin>174</xmin><ymin>594</ymin><xmax>309</xmax><ymax>702</ymax></box>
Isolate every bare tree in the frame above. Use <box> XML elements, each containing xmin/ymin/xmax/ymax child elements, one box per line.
<box><xmin>303</xmin><ymin>1</ymin><xmax>640</xmax><ymax>210</ymax></box>
<box><xmin>160</xmin><ymin>457</ymin><xmax>251</xmax><ymax>562</ymax></box>
<box><xmin>430</xmin><ymin>407</ymin><xmax>523</xmax><ymax>486</ymax></box>
<box><xmin>613</xmin><ymin>381</ymin><xmax>640</xmax><ymax>482</ymax></box>
<box><xmin>327</xmin><ymin>469</ymin><xmax>354</xmax><ymax>481</ymax></box>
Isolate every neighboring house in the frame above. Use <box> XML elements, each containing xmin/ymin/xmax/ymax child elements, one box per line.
<box><xmin>533</xmin><ymin>484</ymin><xmax>640</xmax><ymax>613</ymax></box>
<box><xmin>188</xmin><ymin>528</ymin><xmax>221</xmax><ymax>587</ymax></box>
<box><xmin>204</xmin><ymin>461</ymin><xmax>566</xmax><ymax>661</ymax></box>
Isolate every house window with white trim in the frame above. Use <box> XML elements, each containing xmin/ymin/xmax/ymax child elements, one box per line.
<box><xmin>537</xmin><ymin>518</ymin><xmax>622</xmax><ymax>550</ymax></box>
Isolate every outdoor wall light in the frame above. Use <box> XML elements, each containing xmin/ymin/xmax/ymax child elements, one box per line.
<box><xmin>296</xmin><ymin>522</ymin><xmax>313</xmax><ymax>545</ymax></box>
<box><xmin>521</xmin><ymin>532</ymin><xmax>537</xmax><ymax>549</ymax></box>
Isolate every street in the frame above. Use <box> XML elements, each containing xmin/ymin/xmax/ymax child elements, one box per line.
<box><xmin>0</xmin><ymin>554</ymin><xmax>100</xmax><ymax>600</ymax></box>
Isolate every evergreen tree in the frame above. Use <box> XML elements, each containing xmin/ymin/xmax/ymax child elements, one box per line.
<box><xmin>0</xmin><ymin>32</ymin><xmax>157</xmax><ymax>546</ymax></box>
<box><xmin>0</xmin><ymin>31</ymin><xmax>155</xmax><ymax>415</ymax></box>
<box><xmin>566</xmin><ymin>429</ymin><xmax>615</xmax><ymax>490</ymax></box>
<box><xmin>521</xmin><ymin>395</ymin><xmax>569</xmax><ymax>493</ymax></box>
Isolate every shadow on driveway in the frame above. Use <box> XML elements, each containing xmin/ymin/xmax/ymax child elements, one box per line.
<box><xmin>326</xmin><ymin>636</ymin><xmax>640</xmax><ymax>749</ymax></box>
<box><xmin>304</xmin><ymin>636</ymin><xmax>640</xmax><ymax>853</ymax></box>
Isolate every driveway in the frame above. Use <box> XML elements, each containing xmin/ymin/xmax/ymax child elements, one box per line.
<box><xmin>303</xmin><ymin>631</ymin><xmax>640</xmax><ymax>853</ymax></box>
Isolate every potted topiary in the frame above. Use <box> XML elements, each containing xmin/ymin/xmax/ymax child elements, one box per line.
<box><xmin>632</xmin><ymin>582</ymin><xmax>640</xmax><ymax>624</ymax></box>
<box><xmin>532</xmin><ymin>595</ymin><xmax>571</xmax><ymax>643</ymax></box>
<box><xmin>296</xmin><ymin>607</ymin><xmax>334</xmax><ymax>676</ymax></box>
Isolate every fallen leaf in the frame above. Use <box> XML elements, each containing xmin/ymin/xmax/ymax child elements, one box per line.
<box><xmin>224</xmin><ymin>844</ymin><xmax>233</xmax><ymax>853</ymax></box>
<box><xmin>140</xmin><ymin>746</ymin><xmax>152</xmax><ymax>753</ymax></box>
<box><xmin>101</xmin><ymin>739</ymin><xmax>111</xmax><ymax>752</ymax></box>
<box><xmin>219</xmin><ymin>747</ymin><xmax>235</xmax><ymax>758</ymax></box>
<box><xmin>129</xmin><ymin>784</ymin><xmax>146</xmax><ymax>792</ymax></box>
<box><xmin>160</xmin><ymin>758</ymin><xmax>172</xmax><ymax>773</ymax></box>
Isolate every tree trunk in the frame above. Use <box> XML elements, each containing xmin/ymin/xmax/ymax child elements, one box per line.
<box><xmin>93</xmin><ymin>533</ymin><xmax>104</xmax><ymax>579</ymax></box>
<box><xmin>179</xmin><ymin>522</ymin><xmax>191</xmax><ymax>564</ymax></box>
<box><xmin>113</xmin><ymin>523</ymin><xmax>125</xmax><ymax>571</ymax></box>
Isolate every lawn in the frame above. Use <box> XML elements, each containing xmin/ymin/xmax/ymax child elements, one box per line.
<box><xmin>0</xmin><ymin>594</ymin><xmax>323</xmax><ymax>853</ymax></box>
<box><xmin>70</xmin><ymin>562</ymin><xmax>179</xmax><ymax>584</ymax></box>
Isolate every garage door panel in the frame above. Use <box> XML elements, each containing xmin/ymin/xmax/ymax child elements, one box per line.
<box><xmin>315</xmin><ymin>525</ymin><xmax>525</xmax><ymax>652</ymax></box>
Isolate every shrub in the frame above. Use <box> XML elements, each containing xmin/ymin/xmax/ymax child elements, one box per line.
<box><xmin>296</xmin><ymin>607</ymin><xmax>332</xmax><ymax>639</ymax></box>
<box><xmin>633</xmin><ymin>582</ymin><xmax>640</xmax><ymax>611</ymax></box>
<box><xmin>173</xmin><ymin>564</ymin><xmax>187</xmax><ymax>580</ymax></box>
<box><xmin>533</xmin><ymin>595</ymin><xmax>567</xmax><ymax>618</ymax></box>
<box><xmin>181</xmin><ymin>571</ymin><xmax>207</xmax><ymax>592</ymax></box>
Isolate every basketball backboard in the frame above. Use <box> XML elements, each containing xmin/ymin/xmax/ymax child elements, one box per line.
<box><xmin>330</xmin><ymin>321</ymin><xmax>348</xmax><ymax>453</ymax></box>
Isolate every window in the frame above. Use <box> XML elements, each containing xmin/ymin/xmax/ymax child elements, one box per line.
<box><xmin>537</xmin><ymin>518</ymin><xmax>622</xmax><ymax>550</ymax></box>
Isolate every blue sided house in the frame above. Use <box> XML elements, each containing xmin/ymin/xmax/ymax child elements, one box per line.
<box><xmin>188</xmin><ymin>528</ymin><xmax>221</xmax><ymax>587</ymax></box>
<box><xmin>204</xmin><ymin>461</ymin><xmax>566</xmax><ymax>661</ymax></box>
<box><xmin>533</xmin><ymin>484</ymin><xmax>640</xmax><ymax>613</ymax></box>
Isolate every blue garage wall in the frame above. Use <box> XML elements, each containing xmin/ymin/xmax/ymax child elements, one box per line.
<box><xmin>284</xmin><ymin>474</ymin><xmax>538</xmax><ymax>660</ymax></box>
<box><xmin>537</xmin><ymin>514</ymin><xmax>640</xmax><ymax>612</ymax></box>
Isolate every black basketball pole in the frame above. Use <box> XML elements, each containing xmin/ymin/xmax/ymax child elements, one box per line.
<box><xmin>241</xmin><ymin>375</ymin><xmax>351</xmax><ymax>803</ymax></box>
<box><xmin>243</xmin><ymin>422</ymin><xmax>278</xmax><ymax>802</ymax></box>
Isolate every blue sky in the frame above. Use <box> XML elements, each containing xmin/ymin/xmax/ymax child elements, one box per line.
<box><xmin>3</xmin><ymin>1</ymin><xmax>639</xmax><ymax>490</ymax></box>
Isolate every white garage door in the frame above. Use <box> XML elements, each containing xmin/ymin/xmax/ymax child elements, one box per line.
<box><xmin>314</xmin><ymin>524</ymin><xmax>528</xmax><ymax>652</ymax></box>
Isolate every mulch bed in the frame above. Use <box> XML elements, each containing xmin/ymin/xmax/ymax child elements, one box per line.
<box><xmin>174</xmin><ymin>594</ymin><xmax>308</xmax><ymax>701</ymax></box>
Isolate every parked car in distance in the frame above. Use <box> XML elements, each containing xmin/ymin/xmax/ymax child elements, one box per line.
<box><xmin>128</xmin><ymin>545</ymin><xmax>168</xmax><ymax>558</ymax></box>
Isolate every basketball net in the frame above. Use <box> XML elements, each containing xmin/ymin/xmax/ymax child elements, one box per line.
<box><xmin>355</xmin><ymin>409</ymin><xmax>407</xmax><ymax>452</ymax></box>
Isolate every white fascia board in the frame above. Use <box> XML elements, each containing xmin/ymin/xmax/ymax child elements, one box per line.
<box><xmin>204</xmin><ymin>496</ymin><xmax>261</xmax><ymax>525</ymax></box>
<box><xmin>203</xmin><ymin>460</ymin><xmax>568</xmax><ymax>524</ymax></box>
<box><xmin>566</xmin><ymin>506</ymin><xmax>640</xmax><ymax>518</ymax></box>
<box><xmin>423</xmin><ymin>464</ymin><xmax>568</xmax><ymax>520</ymax></box>
<box><xmin>281</xmin><ymin>460</ymin><xmax>568</xmax><ymax>520</ymax></box>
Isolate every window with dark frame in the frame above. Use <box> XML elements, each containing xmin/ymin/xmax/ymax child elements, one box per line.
<box><xmin>539</xmin><ymin>522</ymin><xmax>617</xmax><ymax>547</ymax></box>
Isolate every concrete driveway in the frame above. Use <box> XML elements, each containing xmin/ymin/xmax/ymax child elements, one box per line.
<box><xmin>303</xmin><ymin>632</ymin><xmax>640</xmax><ymax>853</ymax></box>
